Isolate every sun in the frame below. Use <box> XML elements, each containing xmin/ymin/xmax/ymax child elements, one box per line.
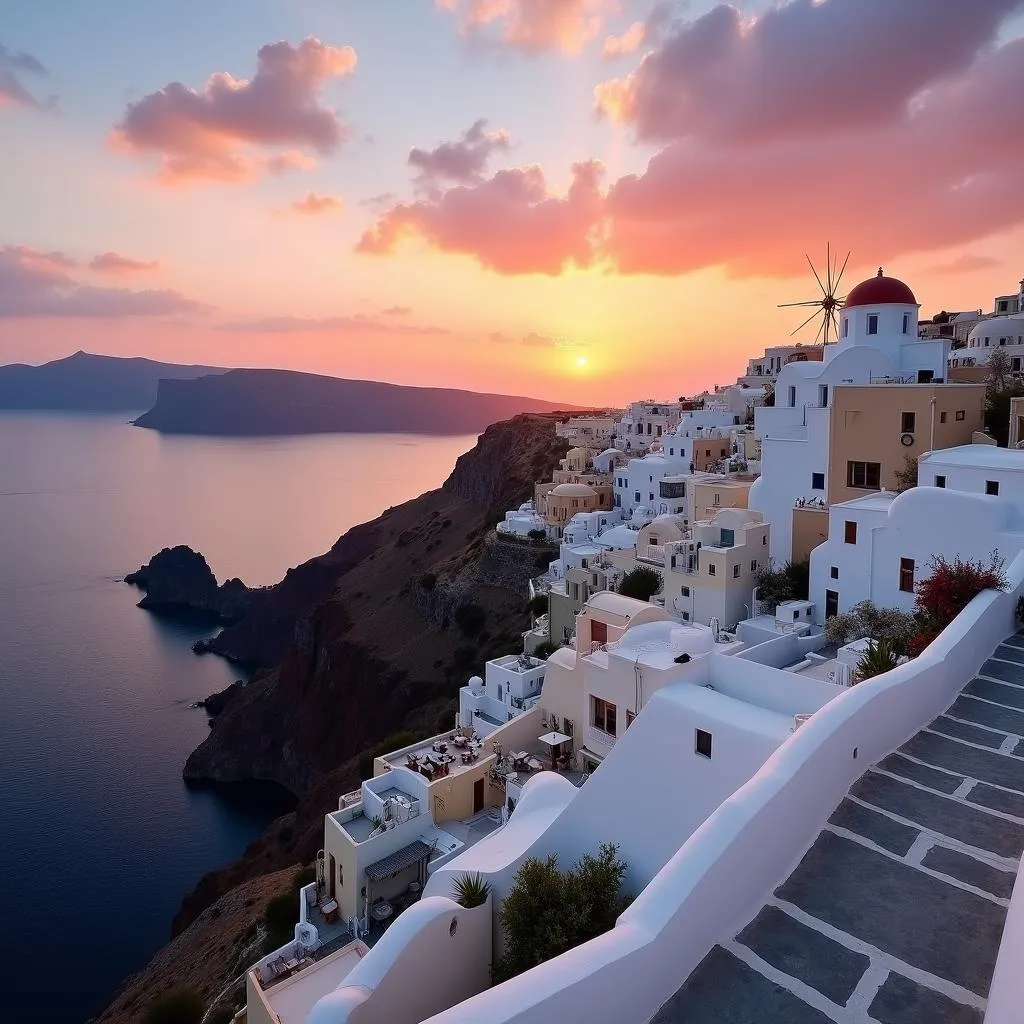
<box><xmin>575</xmin><ymin>356</ymin><xmax>588</xmax><ymax>369</ymax></box>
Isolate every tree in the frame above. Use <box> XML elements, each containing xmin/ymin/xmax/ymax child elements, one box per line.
<box><xmin>531</xmin><ymin>640</ymin><xmax>559</xmax><ymax>660</ymax></box>
<box><xmin>893</xmin><ymin>454</ymin><xmax>918</xmax><ymax>494</ymax></box>
<box><xmin>910</xmin><ymin>552</ymin><xmax>1008</xmax><ymax>655</ymax></box>
<box><xmin>931</xmin><ymin>310</ymin><xmax>951</xmax><ymax>324</ymax></box>
<box><xmin>528</xmin><ymin>593</ymin><xmax>549</xmax><ymax>617</ymax></box>
<box><xmin>494</xmin><ymin>843</ymin><xmax>631</xmax><ymax>983</ymax></box>
<box><xmin>754</xmin><ymin>559</ymin><xmax>809</xmax><ymax>612</ymax></box>
<box><xmin>985</xmin><ymin>380</ymin><xmax>1024</xmax><ymax>447</ymax></box>
<box><xmin>823</xmin><ymin>600</ymin><xmax>917</xmax><ymax>654</ymax></box>
<box><xmin>986</xmin><ymin>348</ymin><xmax>1013</xmax><ymax>397</ymax></box>
<box><xmin>617</xmin><ymin>565</ymin><xmax>663</xmax><ymax>602</ymax></box>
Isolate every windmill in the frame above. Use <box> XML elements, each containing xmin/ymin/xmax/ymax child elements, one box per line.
<box><xmin>779</xmin><ymin>245</ymin><xmax>851</xmax><ymax>345</ymax></box>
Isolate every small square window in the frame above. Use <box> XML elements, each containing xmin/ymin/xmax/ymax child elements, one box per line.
<box><xmin>733</xmin><ymin>564</ymin><xmax>741</xmax><ymax>578</ymax></box>
<box><xmin>955</xmin><ymin>410</ymin><xmax>965</xmax><ymax>421</ymax></box>
<box><xmin>682</xmin><ymin>611</ymin><xmax>690</xmax><ymax>621</ymax></box>
<box><xmin>867</xmin><ymin>314</ymin><xmax>879</xmax><ymax>335</ymax></box>
<box><xmin>935</xmin><ymin>475</ymin><xmax>946</xmax><ymax>488</ymax></box>
<box><xmin>695</xmin><ymin>729</ymin><xmax>712</xmax><ymax>758</ymax></box>
<box><xmin>708</xmin><ymin>563</ymin><xmax>716</xmax><ymax>576</ymax></box>
<box><xmin>830</xmin><ymin>565</ymin><xmax>839</xmax><ymax>580</ymax></box>
<box><xmin>844</xmin><ymin>520</ymin><xmax>857</xmax><ymax>544</ymax></box>
<box><xmin>812</xmin><ymin>472</ymin><xmax>825</xmax><ymax>490</ymax></box>
<box><xmin>986</xmin><ymin>480</ymin><xmax>999</xmax><ymax>496</ymax></box>
<box><xmin>940</xmin><ymin>411</ymin><xmax>947</xmax><ymax>424</ymax></box>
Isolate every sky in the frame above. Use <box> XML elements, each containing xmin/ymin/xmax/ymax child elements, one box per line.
<box><xmin>1</xmin><ymin>0</ymin><xmax>1023</xmax><ymax>405</ymax></box>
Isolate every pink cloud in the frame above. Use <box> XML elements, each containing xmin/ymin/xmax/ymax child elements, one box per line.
<box><xmin>383</xmin><ymin>305</ymin><xmax>413</xmax><ymax>316</ymax></box>
<box><xmin>926</xmin><ymin>255</ymin><xmax>1004</xmax><ymax>276</ymax></box>
<box><xmin>217</xmin><ymin>313</ymin><xmax>448</xmax><ymax>337</ymax></box>
<box><xmin>0</xmin><ymin>245</ymin><xmax>205</xmax><ymax>317</ymax></box>
<box><xmin>602</xmin><ymin>22</ymin><xmax>646</xmax><ymax>58</ymax></box>
<box><xmin>439</xmin><ymin>0</ymin><xmax>615</xmax><ymax>55</ymax></box>
<box><xmin>357</xmin><ymin>160</ymin><xmax>605</xmax><ymax>275</ymax></box>
<box><xmin>111</xmin><ymin>36</ymin><xmax>357</xmax><ymax>184</ymax></box>
<box><xmin>596</xmin><ymin>0</ymin><xmax>1022</xmax><ymax>143</ymax></box>
<box><xmin>89</xmin><ymin>252</ymin><xmax>160</xmax><ymax>275</ymax></box>
<box><xmin>288</xmin><ymin>192</ymin><xmax>344</xmax><ymax>215</ymax></box>
<box><xmin>0</xmin><ymin>44</ymin><xmax>47</xmax><ymax>109</ymax></box>
<box><xmin>409</xmin><ymin>119</ymin><xmax>510</xmax><ymax>187</ymax></box>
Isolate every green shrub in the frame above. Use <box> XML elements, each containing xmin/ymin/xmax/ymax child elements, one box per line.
<box><xmin>531</xmin><ymin>640</ymin><xmax>559</xmax><ymax>660</ymax></box>
<box><xmin>142</xmin><ymin>988</ymin><xmax>204</xmax><ymax>1024</ymax></box>
<box><xmin>856</xmin><ymin>638</ymin><xmax>900</xmax><ymax>681</ymax></box>
<box><xmin>755</xmin><ymin>559</ymin><xmax>810</xmax><ymax>611</ymax></box>
<box><xmin>528</xmin><ymin>593</ymin><xmax>549</xmax><ymax>616</ymax></box>
<box><xmin>494</xmin><ymin>843</ymin><xmax>631</xmax><ymax>983</ymax></box>
<box><xmin>617</xmin><ymin>566</ymin><xmax>663</xmax><ymax>602</ymax></box>
<box><xmin>823</xmin><ymin>601</ymin><xmax>917</xmax><ymax>655</ymax></box>
<box><xmin>449</xmin><ymin>872</ymin><xmax>492</xmax><ymax>908</ymax></box>
<box><xmin>263</xmin><ymin>892</ymin><xmax>299</xmax><ymax>953</ymax></box>
<box><xmin>527</xmin><ymin>528</ymin><xmax>547</xmax><ymax>540</ymax></box>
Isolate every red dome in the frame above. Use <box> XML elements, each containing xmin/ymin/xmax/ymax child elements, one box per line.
<box><xmin>843</xmin><ymin>268</ymin><xmax>917</xmax><ymax>308</ymax></box>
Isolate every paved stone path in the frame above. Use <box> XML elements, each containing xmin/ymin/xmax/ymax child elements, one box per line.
<box><xmin>652</xmin><ymin>632</ymin><xmax>1024</xmax><ymax>1024</ymax></box>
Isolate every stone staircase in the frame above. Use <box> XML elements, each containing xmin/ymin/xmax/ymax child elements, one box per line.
<box><xmin>652</xmin><ymin>633</ymin><xmax>1024</xmax><ymax>1024</ymax></box>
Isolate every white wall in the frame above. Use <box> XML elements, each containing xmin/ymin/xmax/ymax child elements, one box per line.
<box><xmin>306</xmin><ymin>897</ymin><xmax>491</xmax><ymax>1024</ymax></box>
<box><xmin>985</xmin><ymin>856</ymin><xmax>1024</xmax><ymax>1023</ymax></box>
<box><xmin>423</xmin><ymin>552</ymin><xmax>1024</xmax><ymax>1024</ymax></box>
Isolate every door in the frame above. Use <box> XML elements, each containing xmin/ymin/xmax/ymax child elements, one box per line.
<box><xmin>591</xmin><ymin>619</ymin><xmax>608</xmax><ymax>645</ymax></box>
<box><xmin>328</xmin><ymin>853</ymin><xmax>337</xmax><ymax>899</ymax></box>
<box><xmin>473</xmin><ymin>777</ymin><xmax>485</xmax><ymax>814</ymax></box>
<box><xmin>825</xmin><ymin>590</ymin><xmax>839</xmax><ymax>619</ymax></box>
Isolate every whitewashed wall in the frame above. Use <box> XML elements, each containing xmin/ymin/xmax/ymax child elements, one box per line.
<box><xmin>423</xmin><ymin>553</ymin><xmax>1024</xmax><ymax>1024</ymax></box>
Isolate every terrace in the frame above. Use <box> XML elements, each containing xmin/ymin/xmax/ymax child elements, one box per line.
<box><xmin>379</xmin><ymin>732</ymin><xmax>494</xmax><ymax>781</ymax></box>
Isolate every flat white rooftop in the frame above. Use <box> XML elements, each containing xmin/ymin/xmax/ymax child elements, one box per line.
<box><xmin>835</xmin><ymin>491</ymin><xmax>898</xmax><ymax>512</ymax></box>
<box><xmin>921</xmin><ymin>444</ymin><xmax>1024</xmax><ymax>471</ymax></box>
<box><xmin>265</xmin><ymin>942</ymin><xmax>366</xmax><ymax>1024</ymax></box>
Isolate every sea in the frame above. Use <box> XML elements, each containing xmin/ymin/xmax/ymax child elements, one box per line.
<box><xmin>0</xmin><ymin>411</ymin><xmax>476</xmax><ymax>1024</ymax></box>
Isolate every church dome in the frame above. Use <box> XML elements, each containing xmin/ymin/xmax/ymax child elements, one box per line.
<box><xmin>843</xmin><ymin>268</ymin><xmax>917</xmax><ymax>308</ymax></box>
<box><xmin>550</xmin><ymin>483</ymin><xmax>597</xmax><ymax>497</ymax></box>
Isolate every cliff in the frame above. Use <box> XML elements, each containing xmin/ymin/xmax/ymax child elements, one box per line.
<box><xmin>133</xmin><ymin>367</ymin><xmax>582</xmax><ymax>435</ymax></box>
<box><xmin>125</xmin><ymin>545</ymin><xmax>252</xmax><ymax>624</ymax></box>
<box><xmin>0</xmin><ymin>350</ymin><xmax>226</xmax><ymax>410</ymax></box>
<box><xmin>181</xmin><ymin>413</ymin><xmax>568</xmax><ymax>795</ymax></box>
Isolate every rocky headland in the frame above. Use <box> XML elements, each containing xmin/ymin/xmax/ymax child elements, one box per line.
<box><xmin>97</xmin><ymin>412</ymin><xmax>573</xmax><ymax>1022</ymax></box>
<box><xmin>125</xmin><ymin>545</ymin><xmax>252</xmax><ymax>625</ymax></box>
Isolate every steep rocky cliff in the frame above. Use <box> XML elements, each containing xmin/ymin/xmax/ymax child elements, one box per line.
<box><xmin>98</xmin><ymin>413</ymin><xmax>573</xmax><ymax>1022</ymax></box>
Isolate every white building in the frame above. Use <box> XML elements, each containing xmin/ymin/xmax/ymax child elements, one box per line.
<box><xmin>748</xmin><ymin>269</ymin><xmax>949</xmax><ymax>562</ymax></box>
<box><xmin>737</xmin><ymin>344</ymin><xmax>821</xmax><ymax>387</ymax></box>
<box><xmin>959</xmin><ymin>312</ymin><xmax>1024</xmax><ymax>372</ymax></box>
<box><xmin>612</xmin><ymin>400</ymin><xmax>685</xmax><ymax>453</ymax></box>
<box><xmin>459</xmin><ymin>654</ymin><xmax>547</xmax><ymax>737</ymax></box>
<box><xmin>809</xmin><ymin>444</ymin><xmax>1024</xmax><ymax>621</ymax></box>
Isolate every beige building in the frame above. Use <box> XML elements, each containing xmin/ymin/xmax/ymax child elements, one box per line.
<box><xmin>1010</xmin><ymin>397</ymin><xmax>1024</xmax><ymax>448</ymax></box>
<box><xmin>692</xmin><ymin>477</ymin><xmax>755</xmax><ymax>521</ymax></box>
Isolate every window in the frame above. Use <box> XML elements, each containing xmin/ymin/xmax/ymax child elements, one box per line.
<box><xmin>819</xmin><ymin>385</ymin><xmax>829</xmax><ymax>408</ymax></box>
<box><xmin>830</xmin><ymin>565</ymin><xmax>839</xmax><ymax>580</ymax></box>
<box><xmin>843</xmin><ymin>317</ymin><xmax>849</xmax><ymax>338</ymax></box>
<box><xmin>733</xmin><ymin>564</ymin><xmax>741</xmax><ymax>578</ymax></box>
<box><xmin>901</xmin><ymin>411</ymin><xmax>916</xmax><ymax>433</ymax></box>
<box><xmin>956</xmin><ymin>410</ymin><xmax>965</xmax><ymax>421</ymax></box>
<box><xmin>844</xmin><ymin>521</ymin><xmax>857</xmax><ymax>544</ymax></box>
<box><xmin>899</xmin><ymin>557</ymin><xmax>915</xmax><ymax>593</ymax></box>
<box><xmin>847</xmin><ymin>461</ymin><xmax>881</xmax><ymax>489</ymax></box>
<box><xmin>762</xmin><ymin>535</ymin><xmax>767</xmax><ymax>545</ymax></box>
<box><xmin>902</xmin><ymin>312</ymin><xmax>909</xmax><ymax>334</ymax></box>
<box><xmin>680</xmin><ymin>586</ymin><xmax>690</xmax><ymax>597</ymax></box>
<box><xmin>708</xmin><ymin>563</ymin><xmax>716</xmax><ymax>576</ymax></box>
<box><xmin>751</xmin><ymin>560</ymin><xmax>758</xmax><ymax>572</ymax></box>
<box><xmin>940</xmin><ymin>411</ymin><xmax>947</xmax><ymax>424</ymax></box>
<box><xmin>720</xmin><ymin>528</ymin><xmax>735</xmax><ymax>546</ymax></box>
<box><xmin>788</xmin><ymin>385</ymin><xmax>796</xmax><ymax>408</ymax></box>
<box><xmin>591</xmin><ymin>696</ymin><xmax>616</xmax><ymax>735</ymax></box>
<box><xmin>867</xmin><ymin>314</ymin><xmax>878</xmax><ymax>335</ymax></box>
<box><xmin>695</xmin><ymin>729</ymin><xmax>713</xmax><ymax>759</ymax></box>
<box><xmin>812</xmin><ymin>472</ymin><xmax>825</xmax><ymax>490</ymax></box>
<box><xmin>682</xmin><ymin>611</ymin><xmax>690</xmax><ymax>621</ymax></box>
<box><xmin>986</xmin><ymin>480</ymin><xmax>1000</xmax><ymax>496</ymax></box>
<box><xmin>935</xmin><ymin>475</ymin><xmax>946</xmax><ymax>488</ymax></box>
<box><xmin>625</xmin><ymin>709</ymin><xmax>636</xmax><ymax>729</ymax></box>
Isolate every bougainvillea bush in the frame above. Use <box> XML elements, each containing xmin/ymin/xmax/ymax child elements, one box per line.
<box><xmin>909</xmin><ymin>553</ymin><xmax>1008</xmax><ymax>656</ymax></box>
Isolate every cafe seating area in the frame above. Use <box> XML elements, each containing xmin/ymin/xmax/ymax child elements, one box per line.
<box><xmin>402</xmin><ymin>732</ymin><xmax>486</xmax><ymax>779</ymax></box>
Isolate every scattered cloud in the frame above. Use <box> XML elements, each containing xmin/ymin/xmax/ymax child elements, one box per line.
<box><xmin>110</xmin><ymin>36</ymin><xmax>357</xmax><ymax>184</ymax></box>
<box><xmin>438</xmin><ymin>0</ymin><xmax>615</xmax><ymax>55</ymax></box>
<box><xmin>357</xmin><ymin>160</ymin><xmax>606</xmax><ymax>275</ymax></box>
<box><xmin>361</xmin><ymin>191</ymin><xmax>397</xmax><ymax>212</ymax></box>
<box><xmin>489</xmin><ymin>330</ymin><xmax>588</xmax><ymax>347</ymax></box>
<box><xmin>89</xmin><ymin>252</ymin><xmax>160</xmax><ymax>275</ymax></box>
<box><xmin>926</xmin><ymin>254</ymin><xmax>1004</xmax><ymax>276</ymax></box>
<box><xmin>409</xmin><ymin>119</ymin><xmax>510</xmax><ymax>189</ymax></box>
<box><xmin>217</xmin><ymin>313</ymin><xmax>449</xmax><ymax>336</ymax></box>
<box><xmin>382</xmin><ymin>305</ymin><xmax>412</xmax><ymax>316</ymax></box>
<box><xmin>0</xmin><ymin>44</ymin><xmax>48</xmax><ymax>110</ymax></box>
<box><xmin>0</xmin><ymin>245</ymin><xmax>206</xmax><ymax>318</ymax></box>
<box><xmin>601</xmin><ymin>3</ymin><xmax>675</xmax><ymax>60</ymax></box>
<box><xmin>596</xmin><ymin>0</ymin><xmax>1021</xmax><ymax>143</ymax></box>
<box><xmin>288</xmin><ymin>191</ymin><xmax>344</xmax><ymax>215</ymax></box>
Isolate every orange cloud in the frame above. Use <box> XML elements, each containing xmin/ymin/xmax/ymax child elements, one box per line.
<box><xmin>357</xmin><ymin>160</ymin><xmax>606</xmax><ymax>275</ymax></box>
<box><xmin>110</xmin><ymin>36</ymin><xmax>357</xmax><ymax>184</ymax></box>
<box><xmin>288</xmin><ymin>192</ymin><xmax>344</xmax><ymax>215</ymax></box>
<box><xmin>89</xmin><ymin>252</ymin><xmax>160</xmax><ymax>275</ymax></box>
<box><xmin>439</xmin><ymin>0</ymin><xmax>615</xmax><ymax>54</ymax></box>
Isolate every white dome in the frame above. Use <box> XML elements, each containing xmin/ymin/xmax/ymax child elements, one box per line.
<box><xmin>550</xmin><ymin>482</ymin><xmax>597</xmax><ymax>497</ymax></box>
<box><xmin>968</xmin><ymin>314</ymin><xmax>1024</xmax><ymax>344</ymax></box>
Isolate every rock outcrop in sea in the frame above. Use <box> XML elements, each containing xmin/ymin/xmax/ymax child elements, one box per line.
<box><xmin>125</xmin><ymin>545</ymin><xmax>252</xmax><ymax>624</ymax></box>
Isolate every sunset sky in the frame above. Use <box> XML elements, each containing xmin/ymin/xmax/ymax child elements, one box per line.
<box><xmin>2</xmin><ymin>0</ymin><xmax>1023</xmax><ymax>404</ymax></box>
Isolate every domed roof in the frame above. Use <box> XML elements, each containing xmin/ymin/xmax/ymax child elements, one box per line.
<box><xmin>968</xmin><ymin>313</ymin><xmax>1024</xmax><ymax>340</ymax></box>
<box><xmin>843</xmin><ymin>268</ymin><xmax>917</xmax><ymax>309</ymax></box>
<box><xmin>550</xmin><ymin>482</ymin><xmax>597</xmax><ymax>497</ymax></box>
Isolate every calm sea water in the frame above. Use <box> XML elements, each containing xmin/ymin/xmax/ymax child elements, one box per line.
<box><xmin>0</xmin><ymin>412</ymin><xmax>474</xmax><ymax>1024</ymax></box>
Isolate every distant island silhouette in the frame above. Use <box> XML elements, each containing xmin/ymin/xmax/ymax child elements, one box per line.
<box><xmin>133</xmin><ymin>367</ymin><xmax>581</xmax><ymax>436</ymax></box>
<box><xmin>0</xmin><ymin>352</ymin><xmax>581</xmax><ymax>435</ymax></box>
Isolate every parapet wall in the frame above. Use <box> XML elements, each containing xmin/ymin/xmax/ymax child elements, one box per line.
<box><xmin>423</xmin><ymin>552</ymin><xmax>1024</xmax><ymax>1024</ymax></box>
